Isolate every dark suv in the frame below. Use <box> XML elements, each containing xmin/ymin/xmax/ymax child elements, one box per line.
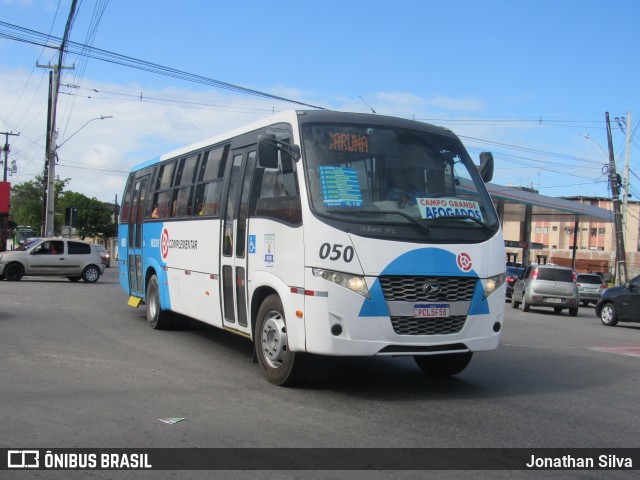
<box><xmin>511</xmin><ymin>265</ymin><xmax>579</xmax><ymax>316</ymax></box>
<box><xmin>595</xmin><ymin>274</ymin><xmax>640</xmax><ymax>326</ymax></box>
<box><xmin>506</xmin><ymin>266</ymin><xmax>525</xmax><ymax>299</ymax></box>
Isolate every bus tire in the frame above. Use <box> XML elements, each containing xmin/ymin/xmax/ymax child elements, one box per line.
<box><xmin>5</xmin><ymin>262</ymin><xmax>24</xmax><ymax>281</ymax></box>
<box><xmin>255</xmin><ymin>294</ymin><xmax>302</xmax><ymax>386</ymax></box>
<box><xmin>414</xmin><ymin>352</ymin><xmax>473</xmax><ymax>377</ymax></box>
<box><xmin>146</xmin><ymin>274</ymin><xmax>174</xmax><ymax>330</ymax></box>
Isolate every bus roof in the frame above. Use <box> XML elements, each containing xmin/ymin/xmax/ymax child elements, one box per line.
<box><xmin>129</xmin><ymin>110</ymin><xmax>457</xmax><ymax>172</ymax></box>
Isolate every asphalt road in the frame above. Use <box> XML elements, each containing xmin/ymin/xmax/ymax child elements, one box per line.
<box><xmin>1</xmin><ymin>268</ymin><xmax>638</xmax><ymax>479</ymax></box>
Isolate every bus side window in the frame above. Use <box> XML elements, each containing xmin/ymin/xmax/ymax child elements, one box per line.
<box><xmin>193</xmin><ymin>145</ymin><xmax>228</xmax><ymax>217</ymax></box>
<box><xmin>194</xmin><ymin>182</ymin><xmax>223</xmax><ymax>216</ymax></box>
<box><xmin>120</xmin><ymin>173</ymin><xmax>136</xmax><ymax>224</ymax></box>
<box><xmin>152</xmin><ymin>191</ymin><xmax>172</xmax><ymax>219</ymax></box>
<box><xmin>156</xmin><ymin>161</ymin><xmax>176</xmax><ymax>190</ymax></box>
<box><xmin>170</xmin><ymin>186</ymin><xmax>194</xmax><ymax>218</ymax></box>
<box><xmin>148</xmin><ymin>161</ymin><xmax>177</xmax><ymax>220</ymax></box>
<box><xmin>252</xmin><ymin>151</ymin><xmax>302</xmax><ymax>225</ymax></box>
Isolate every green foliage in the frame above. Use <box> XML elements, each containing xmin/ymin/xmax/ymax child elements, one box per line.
<box><xmin>10</xmin><ymin>176</ymin><xmax>68</xmax><ymax>233</ymax></box>
<box><xmin>10</xmin><ymin>176</ymin><xmax>114</xmax><ymax>239</ymax></box>
<box><xmin>58</xmin><ymin>191</ymin><xmax>114</xmax><ymax>239</ymax></box>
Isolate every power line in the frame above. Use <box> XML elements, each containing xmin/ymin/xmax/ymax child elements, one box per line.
<box><xmin>461</xmin><ymin>135</ymin><xmax>604</xmax><ymax>165</ymax></box>
<box><xmin>57</xmin><ymin>161</ymin><xmax>128</xmax><ymax>173</ymax></box>
<box><xmin>59</xmin><ymin>86</ymin><xmax>280</xmax><ymax>114</ymax></box>
<box><xmin>0</xmin><ymin>20</ymin><xmax>325</xmax><ymax>110</ymax></box>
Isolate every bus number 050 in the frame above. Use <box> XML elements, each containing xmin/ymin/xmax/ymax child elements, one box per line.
<box><xmin>319</xmin><ymin>243</ymin><xmax>354</xmax><ymax>262</ymax></box>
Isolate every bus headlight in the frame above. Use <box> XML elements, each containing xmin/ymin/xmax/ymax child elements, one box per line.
<box><xmin>483</xmin><ymin>273</ymin><xmax>506</xmax><ymax>299</ymax></box>
<box><xmin>312</xmin><ymin>268</ymin><xmax>370</xmax><ymax>298</ymax></box>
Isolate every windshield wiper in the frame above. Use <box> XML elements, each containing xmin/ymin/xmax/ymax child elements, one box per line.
<box><xmin>425</xmin><ymin>214</ymin><xmax>494</xmax><ymax>232</ymax></box>
<box><xmin>326</xmin><ymin>209</ymin><xmax>429</xmax><ymax>234</ymax></box>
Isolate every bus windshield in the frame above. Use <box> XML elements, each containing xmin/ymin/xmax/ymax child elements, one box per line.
<box><xmin>301</xmin><ymin>123</ymin><xmax>499</xmax><ymax>240</ymax></box>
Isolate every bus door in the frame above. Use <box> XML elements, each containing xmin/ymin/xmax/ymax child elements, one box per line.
<box><xmin>127</xmin><ymin>175</ymin><xmax>149</xmax><ymax>296</ymax></box>
<box><xmin>220</xmin><ymin>147</ymin><xmax>257</xmax><ymax>336</ymax></box>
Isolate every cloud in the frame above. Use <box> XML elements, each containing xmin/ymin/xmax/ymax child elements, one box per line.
<box><xmin>371</xmin><ymin>91</ymin><xmax>486</xmax><ymax>114</ymax></box>
<box><xmin>1</xmin><ymin>67</ymin><xmax>300</xmax><ymax>202</ymax></box>
<box><xmin>1</xmin><ymin>65</ymin><xmax>612</xmax><ymax>205</ymax></box>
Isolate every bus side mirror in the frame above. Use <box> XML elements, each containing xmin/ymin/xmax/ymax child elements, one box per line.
<box><xmin>258</xmin><ymin>134</ymin><xmax>301</xmax><ymax>170</ymax></box>
<box><xmin>258</xmin><ymin>134</ymin><xmax>279</xmax><ymax>169</ymax></box>
<box><xmin>478</xmin><ymin>152</ymin><xmax>494</xmax><ymax>183</ymax></box>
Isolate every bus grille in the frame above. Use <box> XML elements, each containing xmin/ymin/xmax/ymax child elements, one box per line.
<box><xmin>379</xmin><ymin>276</ymin><xmax>477</xmax><ymax>302</ymax></box>
<box><xmin>390</xmin><ymin>316</ymin><xmax>467</xmax><ymax>336</ymax></box>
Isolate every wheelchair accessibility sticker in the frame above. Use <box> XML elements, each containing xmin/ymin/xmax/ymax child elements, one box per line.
<box><xmin>264</xmin><ymin>234</ymin><xmax>275</xmax><ymax>267</ymax></box>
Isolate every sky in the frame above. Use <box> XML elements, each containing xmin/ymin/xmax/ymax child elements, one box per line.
<box><xmin>0</xmin><ymin>0</ymin><xmax>639</xmax><ymax>204</ymax></box>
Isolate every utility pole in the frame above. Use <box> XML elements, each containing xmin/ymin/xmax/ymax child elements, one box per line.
<box><xmin>1</xmin><ymin>131</ymin><xmax>20</xmax><ymax>251</ymax></box>
<box><xmin>605</xmin><ymin>112</ymin><xmax>628</xmax><ymax>285</ymax></box>
<box><xmin>37</xmin><ymin>0</ymin><xmax>77</xmax><ymax>238</ymax></box>
<box><xmin>113</xmin><ymin>193</ymin><xmax>119</xmax><ymax>260</ymax></box>
<box><xmin>621</xmin><ymin>112</ymin><xmax>632</xmax><ymax>240</ymax></box>
<box><xmin>37</xmin><ymin>62</ymin><xmax>75</xmax><ymax>237</ymax></box>
<box><xmin>1</xmin><ymin>131</ymin><xmax>20</xmax><ymax>182</ymax></box>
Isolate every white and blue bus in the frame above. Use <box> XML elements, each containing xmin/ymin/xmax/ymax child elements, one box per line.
<box><xmin>119</xmin><ymin>110</ymin><xmax>505</xmax><ymax>385</ymax></box>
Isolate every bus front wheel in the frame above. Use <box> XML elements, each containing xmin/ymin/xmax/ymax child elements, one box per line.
<box><xmin>255</xmin><ymin>294</ymin><xmax>302</xmax><ymax>386</ymax></box>
<box><xmin>146</xmin><ymin>275</ymin><xmax>174</xmax><ymax>330</ymax></box>
<box><xmin>414</xmin><ymin>352</ymin><xmax>473</xmax><ymax>377</ymax></box>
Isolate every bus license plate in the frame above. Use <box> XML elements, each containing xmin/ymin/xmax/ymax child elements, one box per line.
<box><xmin>414</xmin><ymin>304</ymin><xmax>450</xmax><ymax>318</ymax></box>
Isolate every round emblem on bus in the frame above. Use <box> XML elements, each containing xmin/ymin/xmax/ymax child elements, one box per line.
<box><xmin>424</xmin><ymin>283</ymin><xmax>441</xmax><ymax>295</ymax></box>
<box><xmin>161</xmin><ymin>228</ymin><xmax>170</xmax><ymax>259</ymax></box>
<box><xmin>457</xmin><ymin>252</ymin><xmax>472</xmax><ymax>272</ymax></box>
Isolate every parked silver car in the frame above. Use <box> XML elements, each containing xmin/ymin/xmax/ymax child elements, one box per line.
<box><xmin>0</xmin><ymin>238</ymin><xmax>105</xmax><ymax>283</ymax></box>
<box><xmin>511</xmin><ymin>265</ymin><xmax>579</xmax><ymax>316</ymax></box>
<box><xmin>576</xmin><ymin>273</ymin><xmax>607</xmax><ymax>306</ymax></box>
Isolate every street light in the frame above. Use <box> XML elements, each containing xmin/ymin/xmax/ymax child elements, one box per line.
<box><xmin>58</xmin><ymin>115</ymin><xmax>114</xmax><ymax>149</ymax></box>
<box><xmin>44</xmin><ymin>115</ymin><xmax>113</xmax><ymax>237</ymax></box>
<box><xmin>578</xmin><ymin>133</ymin><xmax>608</xmax><ymax>158</ymax></box>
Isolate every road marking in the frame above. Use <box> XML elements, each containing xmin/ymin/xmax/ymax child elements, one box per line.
<box><xmin>589</xmin><ymin>347</ymin><xmax>640</xmax><ymax>358</ymax></box>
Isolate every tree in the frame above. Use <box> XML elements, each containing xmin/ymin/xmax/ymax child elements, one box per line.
<box><xmin>10</xmin><ymin>177</ymin><xmax>113</xmax><ymax>238</ymax></box>
<box><xmin>10</xmin><ymin>176</ymin><xmax>68</xmax><ymax>234</ymax></box>
<box><xmin>58</xmin><ymin>191</ymin><xmax>114</xmax><ymax>239</ymax></box>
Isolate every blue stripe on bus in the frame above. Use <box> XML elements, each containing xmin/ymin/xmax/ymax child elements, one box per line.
<box><xmin>358</xmin><ymin>248</ymin><xmax>489</xmax><ymax>317</ymax></box>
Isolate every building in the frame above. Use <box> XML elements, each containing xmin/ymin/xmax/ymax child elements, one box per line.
<box><xmin>503</xmin><ymin>196</ymin><xmax>640</xmax><ymax>278</ymax></box>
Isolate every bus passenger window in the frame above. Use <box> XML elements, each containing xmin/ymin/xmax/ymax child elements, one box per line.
<box><xmin>194</xmin><ymin>181</ymin><xmax>223</xmax><ymax>216</ymax></box>
<box><xmin>193</xmin><ymin>145</ymin><xmax>228</xmax><ymax>217</ymax></box>
<box><xmin>152</xmin><ymin>191</ymin><xmax>171</xmax><ymax>219</ymax></box>
<box><xmin>156</xmin><ymin>162</ymin><xmax>176</xmax><ymax>190</ymax></box>
<box><xmin>175</xmin><ymin>155</ymin><xmax>198</xmax><ymax>186</ymax></box>
<box><xmin>171</xmin><ymin>187</ymin><xmax>194</xmax><ymax>217</ymax></box>
<box><xmin>200</xmin><ymin>146</ymin><xmax>228</xmax><ymax>181</ymax></box>
<box><xmin>252</xmin><ymin>152</ymin><xmax>302</xmax><ymax>225</ymax></box>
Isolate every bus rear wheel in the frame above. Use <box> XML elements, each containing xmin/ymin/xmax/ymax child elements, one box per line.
<box><xmin>255</xmin><ymin>294</ymin><xmax>302</xmax><ymax>386</ymax></box>
<box><xmin>146</xmin><ymin>274</ymin><xmax>174</xmax><ymax>330</ymax></box>
<box><xmin>414</xmin><ymin>352</ymin><xmax>473</xmax><ymax>377</ymax></box>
